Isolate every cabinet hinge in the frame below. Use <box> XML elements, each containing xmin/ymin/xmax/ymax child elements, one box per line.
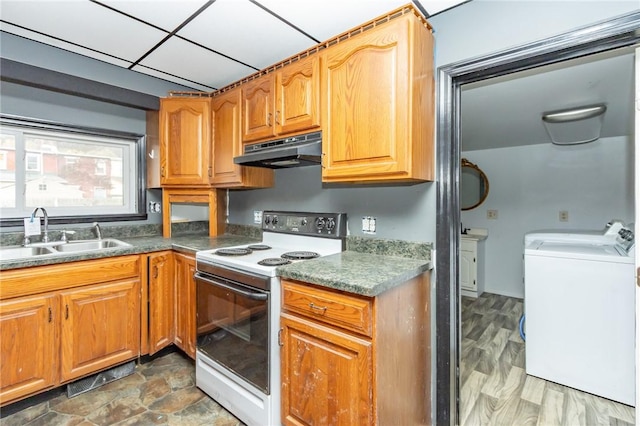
<box><xmin>208</xmin><ymin>166</ymin><xmax>212</xmax><ymax>177</ymax></box>
<box><xmin>48</xmin><ymin>307</ymin><xmax>53</xmax><ymax>323</ymax></box>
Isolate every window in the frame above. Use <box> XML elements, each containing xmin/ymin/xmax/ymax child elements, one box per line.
<box><xmin>25</xmin><ymin>152</ymin><xmax>42</xmax><ymax>172</ymax></box>
<box><xmin>0</xmin><ymin>117</ymin><xmax>145</xmax><ymax>222</ymax></box>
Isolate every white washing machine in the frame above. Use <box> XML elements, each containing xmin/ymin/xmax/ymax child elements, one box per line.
<box><xmin>524</xmin><ymin>220</ymin><xmax>635</xmax><ymax>406</ymax></box>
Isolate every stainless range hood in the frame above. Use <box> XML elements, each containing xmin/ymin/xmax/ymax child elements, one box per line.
<box><xmin>233</xmin><ymin>131</ymin><xmax>322</xmax><ymax>169</ymax></box>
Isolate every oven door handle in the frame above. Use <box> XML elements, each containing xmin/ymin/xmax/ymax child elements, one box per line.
<box><xmin>195</xmin><ymin>272</ymin><xmax>269</xmax><ymax>301</ymax></box>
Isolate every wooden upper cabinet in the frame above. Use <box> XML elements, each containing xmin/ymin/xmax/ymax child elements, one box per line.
<box><xmin>242</xmin><ymin>58</ymin><xmax>321</xmax><ymax>143</ymax></box>
<box><xmin>0</xmin><ymin>294</ymin><xmax>58</xmax><ymax>404</ymax></box>
<box><xmin>159</xmin><ymin>97</ymin><xmax>212</xmax><ymax>186</ymax></box>
<box><xmin>275</xmin><ymin>56</ymin><xmax>321</xmax><ymax>135</ymax></box>
<box><xmin>212</xmin><ymin>88</ymin><xmax>274</xmax><ymax>188</ymax></box>
<box><xmin>242</xmin><ymin>76</ymin><xmax>276</xmax><ymax>143</ymax></box>
<box><xmin>321</xmin><ymin>12</ymin><xmax>434</xmax><ymax>184</ymax></box>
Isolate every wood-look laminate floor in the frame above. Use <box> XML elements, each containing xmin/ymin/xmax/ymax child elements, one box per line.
<box><xmin>460</xmin><ymin>293</ymin><xmax>635</xmax><ymax>426</ymax></box>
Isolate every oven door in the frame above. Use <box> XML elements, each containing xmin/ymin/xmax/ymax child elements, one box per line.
<box><xmin>195</xmin><ymin>271</ymin><xmax>270</xmax><ymax>394</ymax></box>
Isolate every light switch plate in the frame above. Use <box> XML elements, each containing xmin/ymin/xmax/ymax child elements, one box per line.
<box><xmin>254</xmin><ymin>210</ymin><xmax>263</xmax><ymax>224</ymax></box>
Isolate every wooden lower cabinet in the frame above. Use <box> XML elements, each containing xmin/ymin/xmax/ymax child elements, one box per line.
<box><xmin>148</xmin><ymin>251</ymin><xmax>175</xmax><ymax>354</ymax></box>
<box><xmin>174</xmin><ymin>252</ymin><xmax>196</xmax><ymax>359</ymax></box>
<box><xmin>280</xmin><ymin>314</ymin><xmax>373</xmax><ymax>425</ymax></box>
<box><xmin>0</xmin><ymin>256</ymin><xmax>142</xmax><ymax>406</ymax></box>
<box><xmin>280</xmin><ymin>275</ymin><xmax>430</xmax><ymax>425</ymax></box>
<box><xmin>60</xmin><ymin>279</ymin><xmax>140</xmax><ymax>382</ymax></box>
<box><xmin>0</xmin><ymin>294</ymin><xmax>58</xmax><ymax>404</ymax></box>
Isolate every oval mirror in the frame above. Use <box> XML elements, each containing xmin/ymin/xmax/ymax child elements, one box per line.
<box><xmin>461</xmin><ymin>158</ymin><xmax>489</xmax><ymax>211</ymax></box>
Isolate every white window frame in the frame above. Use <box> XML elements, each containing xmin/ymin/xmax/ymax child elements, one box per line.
<box><xmin>0</xmin><ymin>117</ymin><xmax>145</xmax><ymax>222</ymax></box>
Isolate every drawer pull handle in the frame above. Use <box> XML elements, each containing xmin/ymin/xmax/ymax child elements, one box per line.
<box><xmin>309</xmin><ymin>302</ymin><xmax>327</xmax><ymax>313</ymax></box>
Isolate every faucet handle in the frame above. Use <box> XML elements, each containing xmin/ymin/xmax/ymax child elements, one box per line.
<box><xmin>60</xmin><ymin>230</ymin><xmax>76</xmax><ymax>242</ymax></box>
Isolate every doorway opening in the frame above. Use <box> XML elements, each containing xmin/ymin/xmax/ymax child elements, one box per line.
<box><xmin>435</xmin><ymin>11</ymin><xmax>640</xmax><ymax>425</ymax></box>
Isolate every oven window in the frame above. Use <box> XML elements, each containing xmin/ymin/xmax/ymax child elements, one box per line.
<box><xmin>196</xmin><ymin>276</ymin><xmax>270</xmax><ymax>393</ymax></box>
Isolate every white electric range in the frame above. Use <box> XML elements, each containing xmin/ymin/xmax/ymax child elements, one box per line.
<box><xmin>194</xmin><ymin>211</ymin><xmax>347</xmax><ymax>426</ymax></box>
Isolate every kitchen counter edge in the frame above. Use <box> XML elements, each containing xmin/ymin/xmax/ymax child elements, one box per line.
<box><xmin>0</xmin><ymin>234</ymin><xmax>260</xmax><ymax>271</ymax></box>
<box><xmin>277</xmin><ymin>250</ymin><xmax>433</xmax><ymax>297</ymax></box>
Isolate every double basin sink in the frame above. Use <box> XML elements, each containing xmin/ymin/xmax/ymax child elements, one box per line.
<box><xmin>0</xmin><ymin>239</ymin><xmax>132</xmax><ymax>261</ymax></box>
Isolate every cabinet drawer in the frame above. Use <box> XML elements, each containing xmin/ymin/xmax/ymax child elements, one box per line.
<box><xmin>281</xmin><ymin>280</ymin><xmax>372</xmax><ymax>337</ymax></box>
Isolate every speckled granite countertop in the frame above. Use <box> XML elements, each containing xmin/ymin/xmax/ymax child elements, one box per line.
<box><xmin>1</xmin><ymin>228</ymin><xmax>433</xmax><ymax>298</ymax></box>
<box><xmin>0</xmin><ymin>234</ymin><xmax>260</xmax><ymax>271</ymax></box>
<box><xmin>277</xmin><ymin>251</ymin><xmax>432</xmax><ymax>297</ymax></box>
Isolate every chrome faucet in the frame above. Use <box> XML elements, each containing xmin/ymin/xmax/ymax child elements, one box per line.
<box><xmin>92</xmin><ymin>222</ymin><xmax>102</xmax><ymax>240</ymax></box>
<box><xmin>31</xmin><ymin>207</ymin><xmax>50</xmax><ymax>243</ymax></box>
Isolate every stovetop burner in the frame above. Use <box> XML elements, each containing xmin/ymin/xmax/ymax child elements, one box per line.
<box><xmin>257</xmin><ymin>258</ymin><xmax>292</xmax><ymax>266</ymax></box>
<box><xmin>248</xmin><ymin>244</ymin><xmax>271</xmax><ymax>251</ymax></box>
<box><xmin>281</xmin><ymin>251</ymin><xmax>320</xmax><ymax>260</ymax></box>
<box><xmin>215</xmin><ymin>247</ymin><xmax>253</xmax><ymax>256</ymax></box>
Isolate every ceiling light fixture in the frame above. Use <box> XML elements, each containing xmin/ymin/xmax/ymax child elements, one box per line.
<box><xmin>542</xmin><ymin>104</ymin><xmax>607</xmax><ymax>145</ymax></box>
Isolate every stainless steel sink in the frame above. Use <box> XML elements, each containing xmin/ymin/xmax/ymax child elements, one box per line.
<box><xmin>0</xmin><ymin>245</ymin><xmax>57</xmax><ymax>260</ymax></box>
<box><xmin>52</xmin><ymin>238</ymin><xmax>131</xmax><ymax>253</ymax></box>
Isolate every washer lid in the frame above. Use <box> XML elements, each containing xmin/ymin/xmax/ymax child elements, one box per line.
<box><xmin>526</xmin><ymin>240</ymin><xmax>633</xmax><ymax>263</ymax></box>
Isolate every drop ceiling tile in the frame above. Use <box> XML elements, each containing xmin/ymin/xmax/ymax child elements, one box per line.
<box><xmin>99</xmin><ymin>0</ymin><xmax>210</xmax><ymax>32</ymax></box>
<box><xmin>177</xmin><ymin>0</ymin><xmax>315</xmax><ymax>70</ymax></box>
<box><xmin>132</xmin><ymin>65</ymin><xmax>214</xmax><ymax>93</ymax></box>
<box><xmin>255</xmin><ymin>0</ymin><xmax>409</xmax><ymax>41</ymax></box>
<box><xmin>0</xmin><ymin>0</ymin><xmax>167</xmax><ymax>62</ymax></box>
<box><xmin>139</xmin><ymin>36</ymin><xmax>257</xmax><ymax>90</ymax></box>
<box><xmin>0</xmin><ymin>22</ymin><xmax>132</xmax><ymax>68</ymax></box>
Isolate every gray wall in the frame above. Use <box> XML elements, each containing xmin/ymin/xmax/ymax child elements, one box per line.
<box><xmin>462</xmin><ymin>136</ymin><xmax>633</xmax><ymax>298</ymax></box>
<box><xmin>229</xmin><ymin>167</ymin><xmax>435</xmax><ymax>241</ymax></box>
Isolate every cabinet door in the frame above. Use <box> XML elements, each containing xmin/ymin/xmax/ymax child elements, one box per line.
<box><xmin>321</xmin><ymin>18</ymin><xmax>410</xmax><ymax>182</ymax></box>
<box><xmin>211</xmin><ymin>89</ymin><xmax>274</xmax><ymax>188</ymax></box>
<box><xmin>174</xmin><ymin>253</ymin><xmax>196</xmax><ymax>359</ymax></box>
<box><xmin>159</xmin><ymin>97</ymin><xmax>211</xmax><ymax>186</ymax></box>
<box><xmin>276</xmin><ymin>57</ymin><xmax>321</xmax><ymax>135</ymax></box>
<box><xmin>281</xmin><ymin>313</ymin><xmax>372</xmax><ymax>426</ymax></box>
<box><xmin>148</xmin><ymin>251</ymin><xmax>175</xmax><ymax>355</ymax></box>
<box><xmin>60</xmin><ymin>279</ymin><xmax>140</xmax><ymax>382</ymax></box>
<box><xmin>460</xmin><ymin>241</ymin><xmax>477</xmax><ymax>291</ymax></box>
<box><xmin>0</xmin><ymin>294</ymin><xmax>58</xmax><ymax>404</ymax></box>
<box><xmin>212</xmin><ymin>88</ymin><xmax>243</xmax><ymax>186</ymax></box>
<box><xmin>242</xmin><ymin>75</ymin><xmax>276</xmax><ymax>142</ymax></box>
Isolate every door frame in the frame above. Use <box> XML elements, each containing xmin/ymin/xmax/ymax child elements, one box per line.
<box><xmin>435</xmin><ymin>11</ymin><xmax>640</xmax><ymax>425</ymax></box>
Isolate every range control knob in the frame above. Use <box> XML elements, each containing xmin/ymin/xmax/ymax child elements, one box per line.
<box><xmin>326</xmin><ymin>218</ymin><xmax>336</xmax><ymax>232</ymax></box>
<box><xmin>315</xmin><ymin>217</ymin><xmax>326</xmax><ymax>230</ymax></box>
<box><xmin>301</xmin><ymin>218</ymin><xmax>308</xmax><ymax>226</ymax></box>
<box><xmin>272</xmin><ymin>215</ymin><xmax>279</xmax><ymax>225</ymax></box>
<box><xmin>264</xmin><ymin>215</ymin><xmax>271</xmax><ymax>225</ymax></box>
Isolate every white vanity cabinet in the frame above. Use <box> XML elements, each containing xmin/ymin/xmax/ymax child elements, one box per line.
<box><xmin>460</xmin><ymin>233</ymin><xmax>486</xmax><ymax>298</ymax></box>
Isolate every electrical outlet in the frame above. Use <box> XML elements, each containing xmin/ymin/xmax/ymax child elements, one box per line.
<box><xmin>148</xmin><ymin>201</ymin><xmax>161</xmax><ymax>213</ymax></box>
<box><xmin>362</xmin><ymin>216</ymin><xmax>377</xmax><ymax>234</ymax></box>
<box><xmin>253</xmin><ymin>210</ymin><xmax>263</xmax><ymax>224</ymax></box>
<box><xmin>486</xmin><ymin>209</ymin><xmax>498</xmax><ymax>220</ymax></box>
<box><xmin>559</xmin><ymin>210</ymin><xmax>569</xmax><ymax>222</ymax></box>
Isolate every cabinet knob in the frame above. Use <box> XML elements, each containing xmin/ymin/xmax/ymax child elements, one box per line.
<box><xmin>161</xmin><ymin>167</ymin><xmax>165</xmax><ymax>177</ymax></box>
<box><xmin>275</xmin><ymin>110</ymin><xmax>280</xmax><ymax>125</ymax></box>
<box><xmin>278</xmin><ymin>328</ymin><xmax>284</xmax><ymax>346</ymax></box>
<box><xmin>267</xmin><ymin>112</ymin><xmax>273</xmax><ymax>126</ymax></box>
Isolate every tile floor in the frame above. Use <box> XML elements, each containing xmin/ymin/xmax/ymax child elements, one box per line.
<box><xmin>0</xmin><ymin>350</ymin><xmax>244</xmax><ymax>426</ymax></box>
<box><xmin>460</xmin><ymin>293</ymin><xmax>636</xmax><ymax>426</ymax></box>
